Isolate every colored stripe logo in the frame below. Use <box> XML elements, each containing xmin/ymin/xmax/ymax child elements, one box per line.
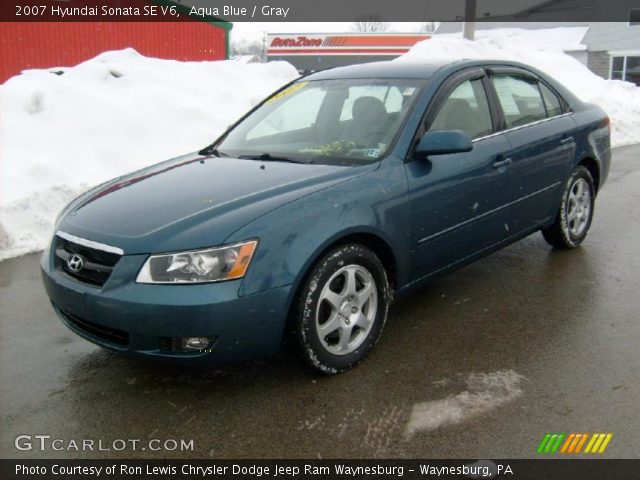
<box><xmin>537</xmin><ymin>433</ymin><xmax>613</xmax><ymax>454</ymax></box>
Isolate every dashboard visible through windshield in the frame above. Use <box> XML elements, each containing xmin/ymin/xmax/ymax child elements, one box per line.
<box><xmin>216</xmin><ymin>78</ymin><xmax>426</xmax><ymax>165</ymax></box>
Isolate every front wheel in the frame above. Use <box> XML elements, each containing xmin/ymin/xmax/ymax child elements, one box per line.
<box><xmin>292</xmin><ymin>244</ymin><xmax>390</xmax><ymax>374</ymax></box>
<box><xmin>542</xmin><ymin>166</ymin><xmax>596</xmax><ymax>249</ymax></box>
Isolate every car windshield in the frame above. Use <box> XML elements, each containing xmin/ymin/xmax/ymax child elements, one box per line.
<box><xmin>216</xmin><ymin>78</ymin><xmax>425</xmax><ymax>165</ymax></box>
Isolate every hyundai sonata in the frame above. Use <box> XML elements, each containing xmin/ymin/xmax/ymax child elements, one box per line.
<box><xmin>42</xmin><ymin>59</ymin><xmax>611</xmax><ymax>373</ymax></box>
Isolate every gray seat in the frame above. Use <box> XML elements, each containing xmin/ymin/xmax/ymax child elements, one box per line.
<box><xmin>352</xmin><ymin>96</ymin><xmax>387</xmax><ymax>123</ymax></box>
<box><xmin>343</xmin><ymin>96</ymin><xmax>388</xmax><ymax>145</ymax></box>
<box><xmin>443</xmin><ymin>99</ymin><xmax>476</xmax><ymax>134</ymax></box>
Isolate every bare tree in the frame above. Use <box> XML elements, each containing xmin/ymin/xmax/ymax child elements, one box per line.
<box><xmin>419</xmin><ymin>22</ymin><xmax>440</xmax><ymax>34</ymax></box>
<box><xmin>352</xmin><ymin>15</ymin><xmax>389</xmax><ymax>33</ymax></box>
<box><xmin>230</xmin><ymin>38</ymin><xmax>264</xmax><ymax>58</ymax></box>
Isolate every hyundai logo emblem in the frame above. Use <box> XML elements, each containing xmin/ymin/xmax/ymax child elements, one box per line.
<box><xmin>67</xmin><ymin>254</ymin><xmax>85</xmax><ymax>273</ymax></box>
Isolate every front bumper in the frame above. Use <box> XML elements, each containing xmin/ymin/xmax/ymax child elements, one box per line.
<box><xmin>40</xmin><ymin>245</ymin><xmax>292</xmax><ymax>364</ymax></box>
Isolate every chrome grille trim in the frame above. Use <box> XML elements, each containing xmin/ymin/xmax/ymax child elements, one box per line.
<box><xmin>56</xmin><ymin>230</ymin><xmax>124</xmax><ymax>255</ymax></box>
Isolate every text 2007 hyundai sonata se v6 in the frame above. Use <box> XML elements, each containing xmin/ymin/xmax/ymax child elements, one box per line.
<box><xmin>42</xmin><ymin>59</ymin><xmax>611</xmax><ymax>374</ymax></box>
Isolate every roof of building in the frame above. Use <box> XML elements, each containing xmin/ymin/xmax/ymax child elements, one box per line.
<box><xmin>435</xmin><ymin>21</ymin><xmax>588</xmax><ymax>34</ymax></box>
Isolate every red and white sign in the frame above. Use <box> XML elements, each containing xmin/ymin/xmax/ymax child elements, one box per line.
<box><xmin>266</xmin><ymin>33</ymin><xmax>431</xmax><ymax>56</ymax></box>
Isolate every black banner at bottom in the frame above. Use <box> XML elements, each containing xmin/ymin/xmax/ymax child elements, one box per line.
<box><xmin>1</xmin><ymin>459</ymin><xmax>638</xmax><ymax>480</ymax></box>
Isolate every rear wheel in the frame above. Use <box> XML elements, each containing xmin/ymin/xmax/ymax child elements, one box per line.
<box><xmin>542</xmin><ymin>166</ymin><xmax>595</xmax><ymax>249</ymax></box>
<box><xmin>293</xmin><ymin>244</ymin><xmax>390</xmax><ymax>374</ymax></box>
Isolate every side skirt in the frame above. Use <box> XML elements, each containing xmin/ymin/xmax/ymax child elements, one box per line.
<box><xmin>394</xmin><ymin>218</ymin><xmax>552</xmax><ymax>299</ymax></box>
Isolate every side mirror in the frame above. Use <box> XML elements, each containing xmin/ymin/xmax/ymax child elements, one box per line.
<box><xmin>414</xmin><ymin>130</ymin><xmax>473</xmax><ymax>159</ymax></box>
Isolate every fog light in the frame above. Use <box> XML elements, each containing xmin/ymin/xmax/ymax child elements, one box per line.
<box><xmin>182</xmin><ymin>337</ymin><xmax>213</xmax><ymax>351</ymax></box>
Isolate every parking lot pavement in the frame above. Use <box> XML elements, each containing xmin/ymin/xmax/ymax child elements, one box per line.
<box><xmin>1</xmin><ymin>145</ymin><xmax>639</xmax><ymax>460</ymax></box>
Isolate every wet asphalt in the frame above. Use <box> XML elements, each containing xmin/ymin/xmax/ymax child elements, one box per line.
<box><xmin>1</xmin><ymin>145</ymin><xmax>639</xmax><ymax>460</ymax></box>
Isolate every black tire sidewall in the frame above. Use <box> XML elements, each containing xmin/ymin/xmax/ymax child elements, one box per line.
<box><xmin>558</xmin><ymin>166</ymin><xmax>595</xmax><ymax>248</ymax></box>
<box><xmin>296</xmin><ymin>244</ymin><xmax>390</xmax><ymax>374</ymax></box>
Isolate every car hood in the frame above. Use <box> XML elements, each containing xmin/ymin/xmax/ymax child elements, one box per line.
<box><xmin>59</xmin><ymin>153</ymin><xmax>372</xmax><ymax>254</ymax></box>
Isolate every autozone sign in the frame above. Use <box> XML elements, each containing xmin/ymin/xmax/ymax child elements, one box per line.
<box><xmin>267</xmin><ymin>33</ymin><xmax>431</xmax><ymax>56</ymax></box>
<box><xmin>270</xmin><ymin>36</ymin><xmax>323</xmax><ymax>48</ymax></box>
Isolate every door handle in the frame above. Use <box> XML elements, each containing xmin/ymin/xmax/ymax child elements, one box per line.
<box><xmin>560</xmin><ymin>136</ymin><xmax>574</xmax><ymax>145</ymax></box>
<box><xmin>493</xmin><ymin>157</ymin><xmax>512</xmax><ymax>168</ymax></box>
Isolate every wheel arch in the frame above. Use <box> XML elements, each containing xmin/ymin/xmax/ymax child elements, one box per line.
<box><xmin>579</xmin><ymin>156</ymin><xmax>601</xmax><ymax>194</ymax></box>
<box><xmin>281</xmin><ymin>229</ymin><xmax>401</xmax><ymax>347</ymax></box>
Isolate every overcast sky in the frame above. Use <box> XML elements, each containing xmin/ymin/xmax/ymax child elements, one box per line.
<box><xmin>230</xmin><ymin>22</ymin><xmax>428</xmax><ymax>43</ymax></box>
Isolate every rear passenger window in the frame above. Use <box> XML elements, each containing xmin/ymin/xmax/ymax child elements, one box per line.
<box><xmin>491</xmin><ymin>75</ymin><xmax>546</xmax><ymax>128</ymax></box>
<box><xmin>428</xmin><ymin>78</ymin><xmax>493</xmax><ymax>139</ymax></box>
<box><xmin>539</xmin><ymin>83</ymin><xmax>563</xmax><ymax>117</ymax></box>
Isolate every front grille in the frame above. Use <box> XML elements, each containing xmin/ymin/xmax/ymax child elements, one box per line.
<box><xmin>59</xmin><ymin>308</ymin><xmax>130</xmax><ymax>347</ymax></box>
<box><xmin>55</xmin><ymin>236</ymin><xmax>121</xmax><ymax>287</ymax></box>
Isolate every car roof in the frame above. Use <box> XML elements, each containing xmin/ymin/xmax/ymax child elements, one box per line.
<box><xmin>299</xmin><ymin>58</ymin><xmax>582</xmax><ymax>110</ymax></box>
<box><xmin>304</xmin><ymin>59</ymin><xmax>537</xmax><ymax>80</ymax></box>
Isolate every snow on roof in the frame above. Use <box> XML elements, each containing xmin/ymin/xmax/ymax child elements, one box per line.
<box><xmin>436</xmin><ymin>26</ymin><xmax>588</xmax><ymax>52</ymax></box>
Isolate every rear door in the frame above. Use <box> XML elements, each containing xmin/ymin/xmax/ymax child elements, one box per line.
<box><xmin>405</xmin><ymin>69</ymin><xmax>513</xmax><ymax>281</ymax></box>
<box><xmin>487</xmin><ymin>69</ymin><xmax>576</xmax><ymax>233</ymax></box>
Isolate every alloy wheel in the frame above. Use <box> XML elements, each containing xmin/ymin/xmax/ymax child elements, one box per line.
<box><xmin>567</xmin><ymin>177</ymin><xmax>592</xmax><ymax>237</ymax></box>
<box><xmin>315</xmin><ymin>264</ymin><xmax>378</xmax><ymax>356</ymax></box>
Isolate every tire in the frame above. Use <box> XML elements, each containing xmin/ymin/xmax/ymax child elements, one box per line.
<box><xmin>292</xmin><ymin>243</ymin><xmax>391</xmax><ymax>374</ymax></box>
<box><xmin>542</xmin><ymin>165</ymin><xmax>596</xmax><ymax>249</ymax></box>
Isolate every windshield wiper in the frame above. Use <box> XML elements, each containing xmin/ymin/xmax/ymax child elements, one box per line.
<box><xmin>238</xmin><ymin>153</ymin><xmax>311</xmax><ymax>164</ymax></box>
<box><xmin>199</xmin><ymin>146</ymin><xmax>229</xmax><ymax>157</ymax></box>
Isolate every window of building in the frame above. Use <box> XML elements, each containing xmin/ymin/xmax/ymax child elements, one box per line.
<box><xmin>626</xmin><ymin>57</ymin><xmax>640</xmax><ymax>85</ymax></box>
<box><xmin>629</xmin><ymin>9</ymin><xmax>640</xmax><ymax>26</ymax></box>
<box><xmin>610</xmin><ymin>56</ymin><xmax>640</xmax><ymax>86</ymax></box>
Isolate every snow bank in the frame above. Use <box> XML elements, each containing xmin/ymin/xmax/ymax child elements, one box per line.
<box><xmin>398</xmin><ymin>28</ymin><xmax>640</xmax><ymax>148</ymax></box>
<box><xmin>404</xmin><ymin>370</ymin><xmax>524</xmax><ymax>438</ymax></box>
<box><xmin>2</xmin><ymin>31</ymin><xmax>639</xmax><ymax>262</ymax></box>
<box><xmin>0</xmin><ymin>49</ymin><xmax>298</xmax><ymax>260</ymax></box>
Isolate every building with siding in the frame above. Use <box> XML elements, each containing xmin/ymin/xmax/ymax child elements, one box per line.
<box><xmin>436</xmin><ymin>18</ymin><xmax>640</xmax><ymax>85</ymax></box>
<box><xmin>0</xmin><ymin>7</ymin><xmax>231</xmax><ymax>83</ymax></box>
<box><xmin>582</xmin><ymin>22</ymin><xmax>640</xmax><ymax>85</ymax></box>
<box><xmin>266</xmin><ymin>33</ymin><xmax>431</xmax><ymax>73</ymax></box>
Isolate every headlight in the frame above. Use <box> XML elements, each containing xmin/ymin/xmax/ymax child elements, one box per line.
<box><xmin>136</xmin><ymin>240</ymin><xmax>258</xmax><ymax>284</ymax></box>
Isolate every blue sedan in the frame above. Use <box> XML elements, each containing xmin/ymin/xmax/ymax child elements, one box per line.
<box><xmin>41</xmin><ymin>59</ymin><xmax>611</xmax><ymax>373</ymax></box>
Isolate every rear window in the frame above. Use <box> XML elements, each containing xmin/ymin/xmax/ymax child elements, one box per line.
<box><xmin>539</xmin><ymin>83</ymin><xmax>563</xmax><ymax>117</ymax></box>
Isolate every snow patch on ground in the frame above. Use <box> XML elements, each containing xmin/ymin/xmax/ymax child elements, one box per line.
<box><xmin>0</xmin><ymin>49</ymin><xmax>298</xmax><ymax>260</ymax></box>
<box><xmin>398</xmin><ymin>28</ymin><xmax>640</xmax><ymax>148</ymax></box>
<box><xmin>404</xmin><ymin>370</ymin><xmax>524</xmax><ymax>438</ymax></box>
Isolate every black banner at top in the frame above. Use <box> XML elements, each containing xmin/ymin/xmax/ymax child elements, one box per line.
<box><xmin>3</xmin><ymin>0</ymin><xmax>640</xmax><ymax>22</ymax></box>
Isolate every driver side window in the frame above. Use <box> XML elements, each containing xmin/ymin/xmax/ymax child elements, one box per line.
<box><xmin>428</xmin><ymin>78</ymin><xmax>493</xmax><ymax>139</ymax></box>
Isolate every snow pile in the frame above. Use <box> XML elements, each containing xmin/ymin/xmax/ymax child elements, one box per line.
<box><xmin>404</xmin><ymin>370</ymin><xmax>524</xmax><ymax>438</ymax></box>
<box><xmin>0</xmin><ymin>49</ymin><xmax>298</xmax><ymax>260</ymax></box>
<box><xmin>398</xmin><ymin>28</ymin><xmax>640</xmax><ymax>148</ymax></box>
<box><xmin>2</xmin><ymin>30</ymin><xmax>640</xmax><ymax>262</ymax></box>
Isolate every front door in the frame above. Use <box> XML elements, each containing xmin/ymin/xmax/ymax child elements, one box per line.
<box><xmin>405</xmin><ymin>74</ymin><xmax>513</xmax><ymax>281</ymax></box>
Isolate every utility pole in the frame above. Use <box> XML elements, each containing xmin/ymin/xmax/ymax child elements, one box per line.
<box><xmin>463</xmin><ymin>0</ymin><xmax>477</xmax><ymax>40</ymax></box>
<box><xmin>261</xmin><ymin>31</ymin><xmax>267</xmax><ymax>62</ymax></box>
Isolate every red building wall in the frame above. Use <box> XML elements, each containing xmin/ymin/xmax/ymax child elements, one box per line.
<box><xmin>0</xmin><ymin>22</ymin><xmax>228</xmax><ymax>83</ymax></box>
